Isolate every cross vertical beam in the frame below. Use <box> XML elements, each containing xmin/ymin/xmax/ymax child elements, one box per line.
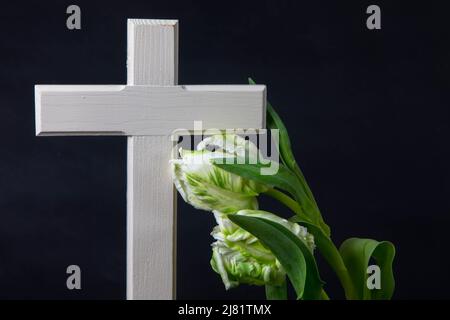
<box><xmin>35</xmin><ymin>18</ymin><xmax>266</xmax><ymax>299</ymax></box>
<box><xmin>126</xmin><ymin>19</ymin><xmax>178</xmax><ymax>300</ymax></box>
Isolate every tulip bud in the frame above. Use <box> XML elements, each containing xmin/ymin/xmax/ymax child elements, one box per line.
<box><xmin>197</xmin><ymin>134</ymin><xmax>262</xmax><ymax>162</ymax></box>
<box><xmin>170</xmin><ymin>135</ymin><xmax>268</xmax><ymax>214</ymax></box>
<box><xmin>210</xmin><ymin>210</ymin><xmax>315</xmax><ymax>289</ymax></box>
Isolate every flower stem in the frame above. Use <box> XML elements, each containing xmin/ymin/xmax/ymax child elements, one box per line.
<box><xmin>320</xmin><ymin>289</ymin><xmax>330</xmax><ymax>300</ymax></box>
<box><xmin>264</xmin><ymin>188</ymin><xmax>303</xmax><ymax>215</ymax></box>
<box><xmin>264</xmin><ymin>188</ymin><xmax>357</xmax><ymax>299</ymax></box>
<box><xmin>316</xmin><ymin>240</ymin><xmax>356</xmax><ymax>300</ymax></box>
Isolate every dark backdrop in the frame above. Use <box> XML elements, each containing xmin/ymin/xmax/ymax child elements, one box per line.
<box><xmin>0</xmin><ymin>0</ymin><xmax>449</xmax><ymax>299</ymax></box>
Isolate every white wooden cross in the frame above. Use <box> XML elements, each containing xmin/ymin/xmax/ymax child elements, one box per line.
<box><xmin>35</xmin><ymin>19</ymin><xmax>266</xmax><ymax>299</ymax></box>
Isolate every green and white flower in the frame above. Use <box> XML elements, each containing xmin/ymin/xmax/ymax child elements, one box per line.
<box><xmin>210</xmin><ymin>210</ymin><xmax>315</xmax><ymax>289</ymax></box>
<box><xmin>197</xmin><ymin>134</ymin><xmax>262</xmax><ymax>162</ymax></box>
<box><xmin>170</xmin><ymin>134</ymin><xmax>269</xmax><ymax>214</ymax></box>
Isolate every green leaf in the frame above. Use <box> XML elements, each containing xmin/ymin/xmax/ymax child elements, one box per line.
<box><xmin>228</xmin><ymin>214</ymin><xmax>324</xmax><ymax>300</ymax></box>
<box><xmin>291</xmin><ymin>217</ymin><xmax>342</xmax><ymax>270</ymax></box>
<box><xmin>267</xmin><ymin>218</ymin><xmax>325</xmax><ymax>300</ymax></box>
<box><xmin>247</xmin><ymin>78</ymin><xmax>329</xmax><ymax>236</ymax></box>
<box><xmin>265</xmin><ymin>280</ymin><xmax>287</xmax><ymax>300</ymax></box>
<box><xmin>339</xmin><ymin>238</ymin><xmax>396</xmax><ymax>300</ymax></box>
<box><xmin>248</xmin><ymin>77</ymin><xmax>316</xmax><ymax>206</ymax></box>
<box><xmin>213</xmin><ymin>158</ymin><xmax>330</xmax><ymax>236</ymax></box>
<box><xmin>290</xmin><ymin>216</ymin><xmax>356</xmax><ymax>299</ymax></box>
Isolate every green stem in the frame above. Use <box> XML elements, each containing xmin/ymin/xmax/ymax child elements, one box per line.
<box><xmin>316</xmin><ymin>239</ymin><xmax>356</xmax><ymax>300</ymax></box>
<box><xmin>320</xmin><ymin>289</ymin><xmax>330</xmax><ymax>300</ymax></box>
<box><xmin>290</xmin><ymin>162</ymin><xmax>318</xmax><ymax>207</ymax></box>
<box><xmin>264</xmin><ymin>188</ymin><xmax>303</xmax><ymax>215</ymax></box>
<box><xmin>264</xmin><ymin>188</ymin><xmax>356</xmax><ymax>300</ymax></box>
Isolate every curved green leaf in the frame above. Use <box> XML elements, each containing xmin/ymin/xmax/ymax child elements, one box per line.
<box><xmin>249</xmin><ymin>77</ymin><xmax>317</xmax><ymax>206</ymax></box>
<box><xmin>228</xmin><ymin>214</ymin><xmax>324</xmax><ymax>299</ymax></box>
<box><xmin>339</xmin><ymin>238</ymin><xmax>396</xmax><ymax>300</ymax></box>
<box><xmin>290</xmin><ymin>217</ymin><xmax>346</xmax><ymax>276</ymax></box>
<box><xmin>213</xmin><ymin>159</ymin><xmax>330</xmax><ymax>236</ymax></box>
<box><xmin>265</xmin><ymin>280</ymin><xmax>287</xmax><ymax>300</ymax></box>
<box><xmin>290</xmin><ymin>216</ymin><xmax>356</xmax><ymax>299</ymax></box>
<box><xmin>266</xmin><ymin>218</ymin><xmax>325</xmax><ymax>300</ymax></box>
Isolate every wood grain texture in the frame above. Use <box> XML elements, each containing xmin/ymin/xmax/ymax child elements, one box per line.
<box><xmin>126</xmin><ymin>19</ymin><xmax>178</xmax><ymax>300</ymax></box>
<box><xmin>127</xmin><ymin>19</ymin><xmax>178</xmax><ymax>86</ymax></box>
<box><xmin>127</xmin><ymin>135</ymin><xmax>177</xmax><ymax>300</ymax></box>
<box><xmin>35</xmin><ymin>85</ymin><xmax>266</xmax><ymax>136</ymax></box>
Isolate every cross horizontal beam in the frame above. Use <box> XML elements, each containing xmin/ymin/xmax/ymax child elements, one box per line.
<box><xmin>35</xmin><ymin>85</ymin><xmax>266</xmax><ymax>136</ymax></box>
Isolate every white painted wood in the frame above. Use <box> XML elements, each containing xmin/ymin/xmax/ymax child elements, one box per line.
<box><xmin>34</xmin><ymin>18</ymin><xmax>267</xmax><ymax>300</ymax></box>
<box><xmin>35</xmin><ymin>85</ymin><xmax>266</xmax><ymax>136</ymax></box>
<box><xmin>126</xmin><ymin>19</ymin><xmax>178</xmax><ymax>301</ymax></box>
<box><xmin>127</xmin><ymin>19</ymin><xmax>178</xmax><ymax>86</ymax></box>
<box><xmin>127</xmin><ymin>136</ymin><xmax>177</xmax><ymax>300</ymax></box>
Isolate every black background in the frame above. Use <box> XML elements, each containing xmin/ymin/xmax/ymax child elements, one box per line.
<box><xmin>0</xmin><ymin>0</ymin><xmax>449</xmax><ymax>299</ymax></box>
